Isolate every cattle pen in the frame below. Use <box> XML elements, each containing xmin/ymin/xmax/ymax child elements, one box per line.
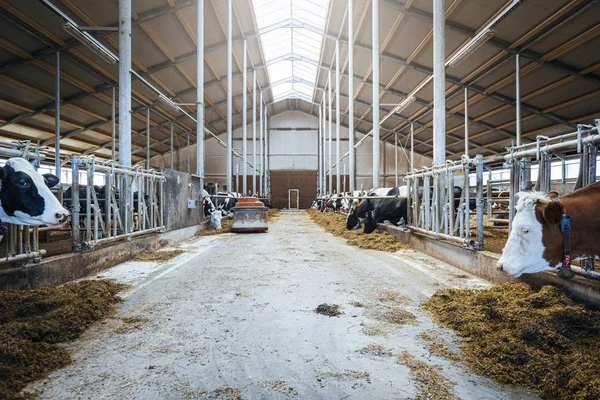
<box><xmin>1</xmin><ymin>0</ymin><xmax>600</xmax><ymax>399</ymax></box>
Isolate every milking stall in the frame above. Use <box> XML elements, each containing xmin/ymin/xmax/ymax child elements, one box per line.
<box><xmin>2</xmin><ymin>0</ymin><xmax>600</xmax><ymax>399</ymax></box>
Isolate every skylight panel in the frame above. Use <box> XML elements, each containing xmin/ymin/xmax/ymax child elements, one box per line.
<box><xmin>253</xmin><ymin>0</ymin><xmax>330</xmax><ymax>103</ymax></box>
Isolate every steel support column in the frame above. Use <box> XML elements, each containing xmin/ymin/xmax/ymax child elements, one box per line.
<box><xmin>318</xmin><ymin>108</ymin><xmax>321</xmax><ymax>194</ymax></box>
<box><xmin>146</xmin><ymin>107</ymin><xmax>150</xmax><ymax>169</ymax></box>
<box><xmin>432</xmin><ymin>0</ymin><xmax>445</xmax><ymax>165</ymax></box>
<box><xmin>335</xmin><ymin>39</ymin><xmax>341</xmax><ymax>193</ymax></box>
<box><xmin>118</xmin><ymin>0</ymin><xmax>132</xmax><ymax>167</ymax></box>
<box><xmin>111</xmin><ymin>86</ymin><xmax>116</xmax><ymax>163</ymax></box>
<box><xmin>328</xmin><ymin>70</ymin><xmax>332</xmax><ymax>192</ymax></box>
<box><xmin>395</xmin><ymin>133</ymin><xmax>398</xmax><ymax>187</ymax></box>
<box><xmin>410</xmin><ymin>122</ymin><xmax>414</xmax><ymax>170</ymax></box>
<box><xmin>170</xmin><ymin>123</ymin><xmax>174</xmax><ymax>170</ymax></box>
<box><xmin>264</xmin><ymin>106</ymin><xmax>268</xmax><ymax>195</ymax></box>
<box><xmin>259</xmin><ymin>92</ymin><xmax>263</xmax><ymax>196</ymax></box>
<box><xmin>242</xmin><ymin>39</ymin><xmax>248</xmax><ymax>195</ymax></box>
<box><xmin>464</xmin><ymin>88</ymin><xmax>468</xmax><ymax>157</ymax></box>
<box><xmin>372</xmin><ymin>0</ymin><xmax>380</xmax><ymax>188</ymax></box>
<box><xmin>196</xmin><ymin>0</ymin><xmax>205</xmax><ymax>181</ymax></box>
<box><xmin>322</xmin><ymin>100</ymin><xmax>326</xmax><ymax>194</ymax></box>
<box><xmin>348</xmin><ymin>0</ymin><xmax>355</xmax><ymax>193</ymax></box>
<box><xmin>516</xmin><ymin>54</ymin><xmax>521</xmax><ymax>146</ymax></box>
<box><xmin>226</xmin><ymin>0</ymin><xmax>233</xmax><ymax>191</ymax></box>
<box><xmin>54</xmin><ymin>51</ymin><xmax>60</xmax><ymax>176</ymax></box>
<box><xmin>253</xmin><ymin>70</ymin><xmax>257</xmax><ymax>195</ymax></box>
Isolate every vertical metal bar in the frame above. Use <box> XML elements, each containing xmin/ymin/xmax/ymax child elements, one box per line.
<box><xmin>318</xmin><ymin>108</ymin><xmax>322</xmax><ymax>195</ymax></box>
<box><xmin>410</xmin><ymin>123</ymin><xmax>414</xmax><ymax>170</ymax></box>
<box><xmin>197</xmin><ymin>0</ymin><xmax>205</xmax><ymax>183</ymax></box>
<box><xmin>343</xmin><ymin>163</ymin><xmax>346</xmax><ymax>193</ymax></box>
<box><xmin>187</xmin><ymin>132</ymin><xmax>190</xmax><ymax>175</ymax></box>
<box><xmin>118</xmin><ymin>0</ymin><xmax>132</xmax><ymax>167</ymax></box>
<box><xmin>561</xmin><ymin>154</ymin><xmax>566</xmax><ymax>183</ymax></box>
<box><xmin>521</xmin><ymin>157</ymin><xmax>531</xmax><ymax>191</ymax></box>
<box><xmin>252</xmin><ymin>70</ymin><xmax>257</xmax><ymax>195</ymax></box>
<box><xmin>170</xmin><ymin>123</ymin><xmax>174</xmax><ymax>170</ymax></box>
<box><xmin>322</xmin><ymin>100</ymin><xmax>326</xmax><ymax>194</ymax></box>
<box><xmin>516</xmin><ymin>54</ymin><xmax>521</xmax><ymax>146</ymax></box>
<box><xmin>226</xmin><ymin>0</ymin><xmax>233</xmax><ymax>192</ymax></box>
<box><xmin>71</xmin><ymin>155</ymin><xmax>80</xmax><ymax>251</ymax></box>
<box><xmin>433</xmin><ymin>0</ymin><xmax>445</xmax><ymax>165</ymax></box>
<box><xmin>264</xmin><ymin>106</ymin><xmax>268</xmax><ymax>194</ymax></box>
<box><xmin>335</xmin><ymin>39</ymin><xmax>341</xmax><ymax>193</ymax></box>
<box><xmin>105</xmin><ymin>173</ymin><xmax>111</xmax><ymax>237</ymax></box>
<box><xmin>590</xmin><ymin>145</ymin><xmax>597</xmax><ymax>184</ymax></box>
<box><xmin>464</xmin><ymin>87</ymin><xmax>469</xmax><ymax>157</ymax></box>
<box><xmin>465</xmin><ymin>165</ymin><xmax>470</xmax><ymax>242</ymax></box>
<box><xmin>544</xmin><ymin>153</ymin><xmax>552</xmax><ymax>191</ymax></box>
<box><xmin>86</xmin><ymin>163</ymin><xmax>92</xmax><ymax>242</ymax></box>
<box><xmin>372</xmin><ymin>0</ymin><xmax>380</xmax><ymax>188</ymax></box>
<box><xmin>242</xmin><ymin>39</ymin><xmax>248</xmax><ymax>195</ymax></box>
<box><xmin>146</xmin><ymin>107</ymin><xmax>151</xmax><ymax>169</ymax></box>
<box><xmin>448</xmin><ymin>170</ymin><xmax>454</xmax><ymax>236</ymax></box>
<box><xmin>348</xmin><ymin>0</ymin><xmax>355</xmax><ymax>193</ymax></box>
<box><xmin>259</xmin><ymin>93</ymin><xmax>263</xmax><ymax>196</ymax></box>
<box><xmin>111</xmin><ymin>86</ymin><xmax>116</xmax><ymax>163</ymax></box>
<box><xmin>394</xmin><ymin>133</ymin><xmax>398</xmax><ymax>187</ymax></box>
<box><xmin>328</xmin><ymin>70</ymin><xmax>333</xmax><ymax>192</ymax></box>
<box><xmin>476</xmin><ymin>154</ymin><xmax>484</xmax><ymax>249</ymax></box>
<box><xmin>55</xmin><ymin>51</ymin><xmax>61</xmax><ymax>177</ymax></box>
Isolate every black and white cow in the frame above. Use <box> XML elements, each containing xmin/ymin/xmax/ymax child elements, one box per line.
<box><xmin>363</xmin><ymin>196</ymin><xmax>408</xmax><ymax>234</ymax></box>
<box><xmin>202</xmin><ymin>189</ymin><xmax>223</xmax><ymax>229</ymax></box>
<box><xmin>212</xmin><ymin>192</ymin><xmax>242</xmax><ymax>216</ymax></box>
<box><xmin>0</xmin><ymin>158</ymin><xmax>69</xmax><ymax>226</ymax></box>
<box><xmin>345</xmin><ymin>187</ymin><xmax>406</xmax><ymax>230</ymax></box>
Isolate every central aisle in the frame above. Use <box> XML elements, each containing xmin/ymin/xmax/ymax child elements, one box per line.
<box><xmin>29</xmin><ymin>212</ymin><xmax>536</xmax><ymax>399</ymax></box>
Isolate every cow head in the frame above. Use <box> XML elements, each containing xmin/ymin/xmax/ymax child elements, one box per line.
<box><xmin>0</xmin><ymin>158</ymin><xmax>69</xmax><ymax>226</ymax></box>
<box><xmin>497</xmin><ymin>192</ymin><xmax>563</xmax><ymax>276</ymax></box>
<box><xmin>210</xmin><ymin>210</ymin><xmax>223</xmax><ymax>230</ymax></box>
<box><xmin>363</xmin><ymin>210</ymin><xmax>378</xmax><ymax>234</ymax></box>
<box><xmin>346</xmin><ymin>212</ymin><xmax>361</xmax><ymax>230</ymax></box>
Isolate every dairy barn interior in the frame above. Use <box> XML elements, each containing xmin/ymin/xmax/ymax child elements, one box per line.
<box><xmin>1</xmin><ymin>0</ymin><xmax>600</xmax><ymax>398</ymax></box>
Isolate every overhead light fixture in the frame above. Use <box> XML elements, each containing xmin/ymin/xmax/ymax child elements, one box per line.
<box><xmin>395</xmin><ymin>96</ymin><xmax>416</xmax><ymax>114</ymax></box>
<box><xmin>63</xmin><ymin>22</ymin><xmax>117</xmax><ymax>64</ymax></box>
<box><xmin>447</xmin><ymin>29</ymin><xmax>495</xmax><ymax>67</ymax></box>
<box><xmin>158</xmin><ymin>94</ymin><xmax>181</xmax><ymax>114</ymax></box>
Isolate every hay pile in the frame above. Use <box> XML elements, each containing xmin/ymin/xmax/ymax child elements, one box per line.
<box><xmin>470</xmin><ymin>214</ymin><xmax>508</xmax><ymax>254</ymax></box>
<box><xmin>267</xmin><ymin>208</ymin><xmax>281</xmax><ymax>221</ymax></box>
<box><xmin>134</xmin><ymin>249</ymin><xmax>184</xmax><ymax>262</ymax></box>
<box><xmin>396</xmin><ymin>350</ymin><xmax>456</xmax><ymax>399</ymax></box>
<box><xmin>424</xmin><ymin>283</ymin><xmax>600</xmax><ymax>399</ymax></box>
<box><xmin>0</xmin><ymin>280</ymin><xmax>125</xmax><ymax>399</ymax></box>
<box><xmin>307</xmin><ymin>209</ymin><xmax>408</xmax><ymax>252</ymax></box>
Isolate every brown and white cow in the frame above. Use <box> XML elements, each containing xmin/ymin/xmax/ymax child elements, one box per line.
<box><xmin>497</xmin><ymin>182</ymin><xmax>600</xmax><ymax>276</ymax></box>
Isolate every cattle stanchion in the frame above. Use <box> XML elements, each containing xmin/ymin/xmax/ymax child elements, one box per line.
<box><xmin>70</xmin><ymin>156</ymin><xmax>166</xmax><ymax>251</ymax></box>
<box><xmin>503</xmin><ymin>119</ymin><xmax>600</xmax><ymax>281</ymax></box>
<box><xmin>405</xmin><ymin>156</ymin><xmax>484</xmax><ymax>249</ymax></box>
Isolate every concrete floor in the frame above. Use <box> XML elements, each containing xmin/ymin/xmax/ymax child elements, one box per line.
<box><xmin>27</xmin><ymin>212</ymin><xmax>537</xmax><ymax>400</ymax></box>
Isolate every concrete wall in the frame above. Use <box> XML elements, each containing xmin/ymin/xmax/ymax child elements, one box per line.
<box><xmin>151</xmin><ymin>110</ymin><xmax>433</xmax><ymax>192</ymax></box>
<box><xmin>161</xmin><ymin>169</ymin><xmax>203</xmax><ymax>231</ymax></box>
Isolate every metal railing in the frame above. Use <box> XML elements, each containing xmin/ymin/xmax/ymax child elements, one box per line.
<box><xmin>504</xmin><ymin>119</ymin><xmax>600</xmax><ymax>280</ymax></box>
<box><xmin>0</xmin><ymin>141</ymin><xmax>47</xmax><ymax>265</ymax></box>
<box><xmin>404</xmin><ymin>155</ymin><xmax>484</xmax><ymax>249</ymax></box>
<box><xmin>70</xmin><ymin>155</ymin><xmax>165</xmax><ymax>251</ymax></box>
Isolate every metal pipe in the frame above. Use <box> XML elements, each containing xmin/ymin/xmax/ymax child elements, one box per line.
<box><xmin>242</xmin><ymin>39</ymin><xmax>248</xmax><ymax>195</ymax></box>
<box><xmin>71</xmin><ymin>155</ymin><xmax>80</xmax><ymax>251</ymax></box>
<box><xmin>197</xmin><ymin>0</ymin><xmax>204</xmax><ymax>181</ymax></box>
<box><xmin>322</xmin><ymin>99</ymin><xmax>326</xmax><ymax>194</ymax></box>
<box><xmin>372</xmin><ymin>0</ymin><xmax>380</xmax><ymax>188</ymax></box>
<box><xmin>226</xmin><ymin>0</ymin><xmax>233</xmax><ymax>192</ymax></box>
<box><xmin>55</xmin><ymin>51</ymin><xmax>60</xmax><ymax>177</ymax></box>
<box><xmin>432</xmin><ymin>0</ymin><xmax>445</xmax><ymax>165</ymax></box>
<box><xmin>395</xmin><ymin>133</ymin><xmax>398</xmax><ymax>187</ymax></box>
<box><xmin>252</xmin><ymin>70</ymin><xmax>257</xmax><ymax>195</ymax></box>
<box><xmin>410</xmin><ymin>122</ymin><xmax>414</xmax><ymax>170</ymax></box>
<box><xmin>111</xmin><ymin>86</ymin><xmax>116</xmax><ymax>163</ymax></box>
<box><xmin>328</xmin><ymin>70</ymin><xmax>333</xmax><ymax>192</ymax></box>
<box><xmin>170</xmin><ymin>123</ymin><xmax>174</xmax><ymax>170</ymax></box>
<box><xmin>259</xmin><ymin>92</ymin><xmax>263</xmax><ymax>196</ymax></box>
<box><xmin>263</xmin><ymin>105</ymin><xmax>268</xmax><ymax>195</ymax></box>
<box><xmin>318</xmin><ymin>108</ymin><xmax>322</xmax><ymax>194</ymax></box>
<box><xmin>348</xmin><ymin>0</ymin><xmax>355</xmax><ymax>193</ymax></box>
<box><xmin>146</xmin><ymin>107</ymin><xmax>150</xmax><ymax>169</ymax></box>
<box><xmin>335</xmin><ymin>39</ymin><xmax>341</xmax><ymax>193</ymax></box>
<box><xmin>516</xmin><ymin>53</ymin><xmax>521</xmax><ymax>146</ymax></box>
<box><xmin>118</xmin><ymin>0</ymin><xmax>132</xmax><ymax>167</ymax></box>
<box><xmin>476</xmin><ymin>154</ymin><xmax>484</xmax><ymax>249</ymax></box>
<box><xmin>464</xmin><ymin>87</ymin><xmax>468</xmax><ymax>157</ymax></box>
<box><xmin>0</xmin><ymin>250</ymin><xmax>47</xmax><ymax>265</ymax></box>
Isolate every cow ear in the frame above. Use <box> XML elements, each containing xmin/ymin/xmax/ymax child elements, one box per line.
<box><xmin>547</xmin><ymin>191</ymin><xmax>560</xmax><ymax>200</ymax></box>
<box><xmin>536</xmin><ymin>200</ymin><xmax>563</xmax><ymax>225</ymax></box>
<box><xmin>43</xmin><ymin>173</ymin><xmax>60</xmax><ymax>188</ymax></box>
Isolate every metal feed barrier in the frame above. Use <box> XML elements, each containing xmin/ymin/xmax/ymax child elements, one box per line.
<box><xmin>404</xmin><ymin>155</ymin><xmax>485</xmax><ymax>250</ymax></box>
<box><xmin>0</xmin><ymin>141</ymin><xmax>48</xmax><ymax>265</ymax></box>
<box><xmin>504</xmin><ymin>119</ymin><xmax>600</xmax><ymax>280</ymax></box>
<box><xmin>70</xmin><ymin>155</ymin><xmax>165</xmax><ymax>251</ymax></box>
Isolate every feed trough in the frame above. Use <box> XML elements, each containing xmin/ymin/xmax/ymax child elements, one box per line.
<box><xmin>231</xmin><ymin>197</ymin><xmax>269</xmax><ymax>232</ymax></box>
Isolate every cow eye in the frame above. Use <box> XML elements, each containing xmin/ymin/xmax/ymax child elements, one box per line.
<box><xmin>16</xmin><ymin>180</ymin><xmax>30</xmax><ymax>189</ymax></box>
<box><xmin>521</xmin><ymin>227</ymin><xmax>531</xmax><ymax>235</ymax></box>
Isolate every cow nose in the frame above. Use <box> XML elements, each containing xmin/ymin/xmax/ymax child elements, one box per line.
<box><xmin>497</xmin><ymin>262</ymin><xmax>504</xmax><ymax>272</ymax></box>
<box><xmin>56</xmin><ymin>212</ymin><xmax>68</xmax><ymax>223</ymax></box>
